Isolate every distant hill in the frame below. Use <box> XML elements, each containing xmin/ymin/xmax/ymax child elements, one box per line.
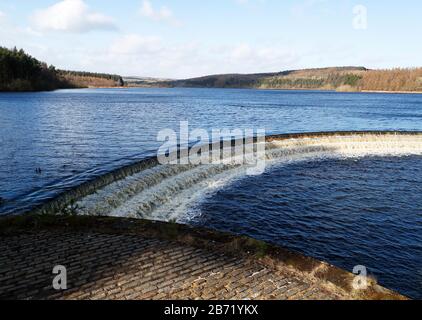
<box><xmin>165</xmin><ymin>71</ymin><xmax>281</xmax><ymax>88</ymax></box>
<box><xmin>156</xmin><ymin>66</ymin><xmax>422</xmax><ymax>92</ymax></box>
<box><xmin>0</xmin><ymin>47</ymin><xmax>124</xmax><ymax>92</ymax></box>
<box><xmin>3</xmin><ymin>46</ymin><xmax>422</xmax><ymax>93</ymax></box>
<box><xmin>123</xmin><ymin>76</ymin><xmax>174</xmax><ymax>88</ymax></box>
<box><xmin>155</xmin><ymin>67</ymin><xmax>366</xmax><ymax>90</ymax></box>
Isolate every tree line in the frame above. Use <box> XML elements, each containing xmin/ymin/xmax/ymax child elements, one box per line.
<box><xmin>0</xmin><ymin>47</ymin><xmax>124</xmax><ymax>91</ymax></box>
<box><xmin>58</xmin><ymin>70</ymin><xmax>123</xmax><ymax>83</ymax></box>
<box><xmin>0</xmin><ymin>46</ymin><xmax>65</xmax><ymax>91</ymax></box>
<box><xmin>359</xmin><ymin>68</ymin><xmax>422</xmax><ymax>92</ymax></box>
<box><xmin>253</xmin><ymin>69</ymin><xmax>422</xmax><ymax>92</ymax></box>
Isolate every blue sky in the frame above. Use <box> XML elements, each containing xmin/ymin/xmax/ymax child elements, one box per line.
<box><xmin>0</xmin><ymin>0</ymin><xmax>421</xmax><ymax>78</ymax></box>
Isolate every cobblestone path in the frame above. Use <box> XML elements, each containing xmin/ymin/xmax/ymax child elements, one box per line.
<box><xmin>1</xmin><ymin>230</ymin><xmax>346</xmax><ymax>300</ymax></box>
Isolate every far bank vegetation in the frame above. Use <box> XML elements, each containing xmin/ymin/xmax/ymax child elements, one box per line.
<box><xmin>358</xmin><ymin>68</ymin><xmax>422</xmax><ymax>92</ymax></box>
<box><xmin>2</xmin><ymin>46</ymin><xmax>422</xmax><ymax>93</ymax></box>
<box><xmin>58</xmin><ymin>70</ymin><xmax>124</xmax><ymax>89</ymax></box>
<box><xmin>164</xmin><ymin>67</ymin><xmax>422</xmax><ymax>93</ymax></box>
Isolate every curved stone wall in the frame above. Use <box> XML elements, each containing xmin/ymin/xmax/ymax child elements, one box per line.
<box><xmin>25</xmin><ymin>131</ymin><xmax>422</xmax><ymax>220</ymax></box>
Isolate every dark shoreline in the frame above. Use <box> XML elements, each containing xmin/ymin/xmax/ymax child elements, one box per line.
<box><xmin>3</xmin><ymin>86</ymin><xmax>422</xmax><ymax>95</ymax></box>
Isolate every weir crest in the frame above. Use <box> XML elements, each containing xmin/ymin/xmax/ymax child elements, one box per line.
<box><xmin>30</xmin><ymin>132</ymin><xmax>422</xmax><ymax>222</ymax></box>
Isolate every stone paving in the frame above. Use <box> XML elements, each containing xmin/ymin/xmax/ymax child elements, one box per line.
<box><xmin>0</xmin><ymin>216</ymin><xmax>405</xmax><ymax>300</ymax></box>
<box><xmin>1</xmin><ymin>231</ymin><xmax>340</xmax><ymax>300</ymax></box>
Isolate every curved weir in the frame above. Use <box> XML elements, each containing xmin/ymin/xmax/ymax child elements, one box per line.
<box><xmin>29</xmin><ymin>131</ymin><xmax>422</xmax><ymax>221</ymax></box>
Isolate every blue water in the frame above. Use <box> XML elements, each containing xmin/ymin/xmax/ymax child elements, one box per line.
<box><xmin>193</xmin><ymin>156</ymin><xmax>422</xmax><ymax>299</ymax></box>
<box><xmin>1</xmin><ymin>88</ymin><xmax>422</xmax><ymax>298</ymax></box>
<box><xmin>1</xmin><ymin>88</ymin><xmax>422</xmax><ymax>215</ymax></box>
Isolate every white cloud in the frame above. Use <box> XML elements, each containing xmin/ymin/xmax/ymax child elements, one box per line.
<box><xmin>0</xmin><ymin>10</ymin><xmax>45</xmax><ymax>50</ymax></box>
<box><xmin>75</xmin><ymin>34</ymin><xmax>301</xmax><ymax>79</ymax></box>
<box><xmin>226</xmin><ymin>43</ymin><xmax>298</xmax><ymax>72</ymax></box>
<box><xmin>110</xmin><ymin>34</ymin><xmax>162</xmax><ymax>55</ymax></box>
<box><xmin>139</xmin><ymin>0</ymin><xmax>180</xmax><ymax>26</ymax></box>
<box><xmin>31</xmin><ymin>0</ymin><xmax>117</xmax><ymax>33</ymax></box>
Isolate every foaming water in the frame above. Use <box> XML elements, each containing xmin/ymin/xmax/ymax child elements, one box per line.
<box><xmin>192</xmin><ymin>155</ymin><xmax>422</xmax><ymax>299</ymax></box>
<box><xmin>65</xmin><ymin>133</ymin><xmax>422</xmax><ymax>224</ymax></box>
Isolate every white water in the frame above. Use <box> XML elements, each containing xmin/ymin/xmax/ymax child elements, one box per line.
<box><xmin>73</xmin><ymin>133</ymin><xmax>422</xmax><ymax>222</ymax></box>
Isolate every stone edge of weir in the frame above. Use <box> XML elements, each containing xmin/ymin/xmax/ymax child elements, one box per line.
<box><xmin>15</xmin><ymin>130</ymin><xmax>422</xmax><ymax>217</ymax></box>
<box><xmin>0</xmin><ymin>215</ymin><xmax>408</xmax><ymax>300</ymax></box>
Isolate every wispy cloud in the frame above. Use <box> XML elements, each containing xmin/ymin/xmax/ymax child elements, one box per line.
<box><xmin>31</xmin><ymin>0</ymin><xmax>117</xmax><ymax>33</ymax></box>
<box><xmin>0</xmin><ymin>10</ymin><xmax>6</xmax><ymax>21</ymax></box>
<box><xmin>139</xmin><ymin>0</ymin><xmax>180</xmax><ymax>26</ymax></box>
<box><xmin>74</xmin><ymin>34</ymin><xmax>300</xmax><ymax>78</ymax></box>
<box><xmin>290</xmin><ymin>0</ymin><xmax>329</xmax><ymax>17</ymax></box>
<box><xmin>234</xmin><ymin>0</ymin><xmax>266</xmax><ymax>7</ymax></box>
<box><xmin>110</xmin><ymin>34</ymin><xmax>162</xmax><ymax>55</ymax></box>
